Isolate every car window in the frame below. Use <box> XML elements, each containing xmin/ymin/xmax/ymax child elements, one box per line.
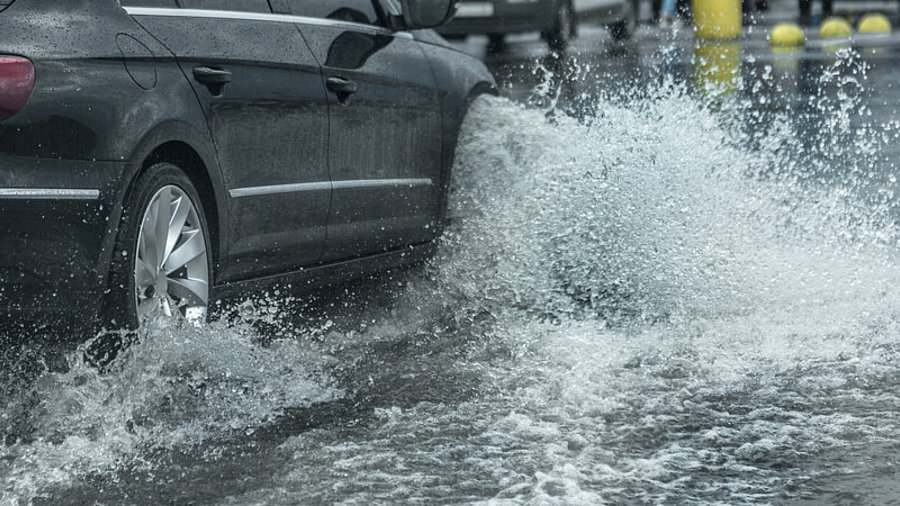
<box><xmin>120</xmin><ymin>0</ymin><xmax>179</xmax><ymax>6</ymax></box>
<box><xmin>284</xmin><ymin>0</ymin><xmax>382</xmax><ymax>26</ymax></box>
<box><xmin>179</xmin><ymin>0</ymin><xmax>272</xmax><ymax>12</ymax></box>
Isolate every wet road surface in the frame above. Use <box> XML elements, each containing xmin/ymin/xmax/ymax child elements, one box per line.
<box><xmin>4</xmin><ymin>1</ymin><xmax>900</xmax><ymax>503</ymax></box>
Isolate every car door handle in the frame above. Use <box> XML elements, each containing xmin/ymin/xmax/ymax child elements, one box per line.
<box><xmin>326</xmin><ymin>77</ymin><xmax>358</xmax><ymax>95</ymax></box>
<box><xmin>193</xmin><ymin>66</ymin><xmax>233</xmax><ymax>85</ymax></box>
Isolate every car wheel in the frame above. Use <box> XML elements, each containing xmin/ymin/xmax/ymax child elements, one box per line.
<box><xmin>543</xmin><ymin>0</ymin><xmax>576</xmax><ymax>51</ymax></box>
<box><xmin>108</xmin><ymin>162</ymin><xmax>211</xmax><ymax>331</ymax></box>
<box><xmin>610</xmin><ymin>0</ymin><xmax>639</xmax><ymax>40</ymax></box>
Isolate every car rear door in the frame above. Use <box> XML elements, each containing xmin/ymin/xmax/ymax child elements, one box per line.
<box><xmin>275</xmin><ymin>0</ymin><xmax>444</xmax><ymax>262</ymax></box>
<box><xmin>125</xmin><ymin>0</ymin><xmax>331</xmax><ymax>282</ymax></box>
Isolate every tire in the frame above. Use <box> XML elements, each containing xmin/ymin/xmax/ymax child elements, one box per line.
<box><xmin>105</xmin><ymin>162</ymin><xmax>212</xmax><ymax>331</ymax></box>
<box><xmin>543</xmin><ymin>0</ymin><xmax>576</xmax><ymax>51</ymax></box>
<box><xmin>610</xmin><ymin>0</ymin><xmax>639</xmax><ymax>40</ymax></box>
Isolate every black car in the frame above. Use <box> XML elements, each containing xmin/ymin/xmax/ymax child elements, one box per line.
<box><xmin>0</xmin><ymin>0</ymin><xmax>496</xmax><ymax>334</ymax></box>
<box><xmin>437</xmin><ymin>0</ymin><xmax>640</xmax><ymax>50</ymax></box>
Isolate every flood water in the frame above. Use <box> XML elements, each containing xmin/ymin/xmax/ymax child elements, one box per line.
<box><xmin>4</xmin><ymin>14</ymin><xmax>900</xmax><ymax>506</ymax></box>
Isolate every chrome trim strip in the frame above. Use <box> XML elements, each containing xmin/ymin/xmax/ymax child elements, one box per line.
<box><xmin>229</xmin><ymin>179</ymin><xmax>432</xmax><ymax>198</ymax></box>
<box><xmin>124</xmin><ymin>7</ymin><xmax>413</xmax><ymax>38</ymax></box>
<box><xmin>230</xmin><ymin>182</ymin><xmax>331</xmax><ymax>198</ymax></box>
<box><xmin>333</xmin><ymin>178</ymin><xmax>433</xmax><ymax>190</ymax></box>
<box><xmin>0</xmin><ymin>188</ymin><xmax>100</xmax><ymax>200</ymax></box>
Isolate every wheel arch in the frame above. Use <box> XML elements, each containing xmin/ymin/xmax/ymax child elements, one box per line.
<box><xmin>435</xmin><ymin>81</ymin><xmax>499</xmax><ymax>230</ymax></box>
<box><xmin>101</xmin><ymin>120</ymin><xmax>227</xmax><ymax>292</ymax></box>
<box><xmin>140</xmin><ymin>141</ymin><xmax>221</xmax><ymax>268</ymax></box>
<box><xmin>413</xmin><ymin>37</ymin><xmax>498</xmax><ymax>237</ymax></box>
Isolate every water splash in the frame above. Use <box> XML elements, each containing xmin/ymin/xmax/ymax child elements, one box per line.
<box><xmin>1</xmin><ymin>315</ymin><xmax>341</xmax><ymax>500</ymax></box>
<box><xmin>4</xmin><ymin>52</ymin><xmax>900</xmax><ymax>504</ymax></box>
<box><xmin>439</xmin><ymin>88</ymin><xmax>900</xmax><ymax>325</ymax></box>
<box><xmin>258</xmin><ymin>70</ymin><xmax>900</xmax><ymax>503</ymax></box>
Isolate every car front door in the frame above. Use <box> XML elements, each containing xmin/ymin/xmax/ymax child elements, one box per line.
<box><xmin>276</xmin><ymin>0</ymin><xmax>443</xmax><ymax>262</ymax></box>
<box><xmin>126</xmin><ymin>0</ymin><xmax>331</xmax><ymax>282</ymax></box>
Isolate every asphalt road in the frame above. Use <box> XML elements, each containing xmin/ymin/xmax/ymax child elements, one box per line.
<box><xmin>6</xmin><ymin>2</ymin><xmax>900</xmax><ymax>503</ymax></box>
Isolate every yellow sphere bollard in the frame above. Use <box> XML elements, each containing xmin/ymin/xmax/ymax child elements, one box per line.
<box><xmin>819</xmin><ymin>17</ymin><xmax>853</xmax><ymax>38</ymax></box>
<box><xmin>769</xmin><ymin>22</ymin><xmax>806</xmax><ymax>46</ymax></box>
<box><xmin>693</xmin><ymin>0</ymin><xmax>742</xmax><ymax>40</ymax></box>
<box><xmin>858</xmin><ymin>13</ymin><xmax>891</xmax><ymax>33</ymax></box>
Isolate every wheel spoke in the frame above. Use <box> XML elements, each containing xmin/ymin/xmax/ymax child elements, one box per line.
<box><xmin>164</xmin><ymin>195</ymin><xmax>190</xmax><ymax>265</ymax></box>
<box><xmin>168</xmin><ymin>277</ymin><xmax>209</xmax><ymax>306</ymax></box>
<box><xmin>161</xmin><ymin>296</ymin><xmax>173</xmax><ymax>317</ymax></box>
<box><xmin>185</xmin><ymin>254</ymin><xmax>208</xmax><ymax>278</ymax></box>
<box><xmin>164</xmin><ymin>230</ymin><xmax>205</xmax><ymax>275</ymax></box>
<box><xmin>140</xmin><ymin>201</ymin><xmax>160</xmax><ymax>270</ymax></box>
<box><xmin>135</xmin><ymin>258</ymin><xmax>156</xmax><ymax>289</ymax></box>
<box><xmin>154</xmin><ymin>187</ymin><xmax>172</xmax><ymax>268</ymax></box>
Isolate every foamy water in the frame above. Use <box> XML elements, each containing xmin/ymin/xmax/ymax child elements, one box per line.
<box><xmin>1</xmin><ymin>315</ymin><xmax>342</xmax><ymax>502</ymax></box>
<box><xmin>3</xmin><ymin>52</ymin><xmax>900</xmax><ymax>504</ymax></box>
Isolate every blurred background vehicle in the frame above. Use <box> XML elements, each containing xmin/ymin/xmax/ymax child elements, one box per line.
<box><xmin>437</xmin><ymin>0</ymin><xmax>641</xmax><ymax>50</ymax></box>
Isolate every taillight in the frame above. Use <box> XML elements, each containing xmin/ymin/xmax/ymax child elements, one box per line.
<box><xmin>0</xmin><ymin>56</ymin><xmax>34</xmax><ymax>122</ymax></box>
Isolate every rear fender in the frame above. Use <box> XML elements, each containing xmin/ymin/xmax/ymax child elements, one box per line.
<box><xmin>103</xmin><ymin>120</ymin><xmax>227</xmax><ymax>290</ymax></box>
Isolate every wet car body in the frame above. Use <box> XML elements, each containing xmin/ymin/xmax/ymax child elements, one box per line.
<box><xmin>0</xmin><ymin>0</ymin><xmax>495</xmax><ymax>332</ymax></box>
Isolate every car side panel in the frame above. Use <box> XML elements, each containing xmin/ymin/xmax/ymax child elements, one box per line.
<box><xmin>0</xmin><ymin>0</ymin><xmax>220</xmax><ymax>324</ymax></box>
<box><xmin>297</xmin><ymin>21</ymin><xmax>444</xmax><ymax>261</ymax></box>
<box><xmin>130</xmin><ymin>11</ymin><xmax>332</xmax><ymax>283</ymax></box>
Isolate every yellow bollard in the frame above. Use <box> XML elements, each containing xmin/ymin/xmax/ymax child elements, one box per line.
<box><xmin>819</xmin><ymin>17</ymin><xmax>853</xmax><ymax>38</ymax></box>
<box><xmin>858</xmin><ymin>13</ymin><xmax>891</xmax><ymax>33</ymax></box>
<box><xmin>769</xmin><ymin>22</ymin><xmax>806</xmax><ymax>47</ymax></box>
<box><xmin>693</xmin><ymin>0</ymin><xmax>742</xmax><ymax>40</ymax></box>
<box><xmin>694</xmin><ymin>42</ymin><xmax>740</xmax><ymax>97</ymax></box>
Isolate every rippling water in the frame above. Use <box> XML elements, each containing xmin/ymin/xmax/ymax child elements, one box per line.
<box><xmin>3</xmin><ymin>51</ymin><xmax>900</xmax><ymax>504</ymax></box>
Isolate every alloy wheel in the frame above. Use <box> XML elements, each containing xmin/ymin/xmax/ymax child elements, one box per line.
<box><xmin>134</xmin><ymin>184</ymin><xmax>209</xmax><ymax>324</ymax></box>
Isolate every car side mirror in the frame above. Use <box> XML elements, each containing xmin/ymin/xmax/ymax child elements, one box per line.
<box><xmin>383</xmin><ymin>0</ymin><xmax>455</xmax><ymax>30</ymax></box>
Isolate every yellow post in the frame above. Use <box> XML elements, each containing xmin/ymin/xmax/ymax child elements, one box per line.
<box><xmin>693</xmin><ymin>0</ymin><xmax>742</xmax><ymax>40</ymax></box>
<box><xmin>694</xmin><ymin>42</ymin><xmax>740</xmax><ymax>97</ymax></box>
